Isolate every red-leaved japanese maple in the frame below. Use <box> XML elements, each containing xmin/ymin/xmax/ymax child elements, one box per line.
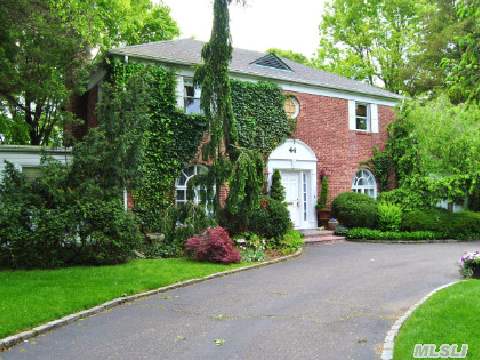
<box><xmin>185</xmin><ymin>226</ymin><xmax>241</xmax><ymax>264</ymax></box>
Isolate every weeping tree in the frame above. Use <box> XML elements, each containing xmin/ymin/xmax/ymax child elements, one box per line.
<box><xmin>194</xmin><ymin>0</ymin><xmax>255</xmax><ymax>214</ymax></box>
<box><xmin>194</xmin><ymin>0</ymin><xmax>238</xmax><ymax>161</ymax></box>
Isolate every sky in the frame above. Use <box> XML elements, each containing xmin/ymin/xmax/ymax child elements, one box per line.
<box><xmin>161</xmin><ymin>0</ymin><xmax>326</xmax><ymax>58</ymax></box>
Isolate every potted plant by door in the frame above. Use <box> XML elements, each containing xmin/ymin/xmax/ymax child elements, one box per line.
<box><xmin>316</xmin><ymin>176</ymin><xmax>330</xmax><ymax>228</ymax></box>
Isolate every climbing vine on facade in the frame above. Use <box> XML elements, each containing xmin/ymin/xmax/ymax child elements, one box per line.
<box><xmin>231</xmin><ymin>80</ymin><xmax>291</xmax><ymax>155</ymax></box>
<box><xmin>109</xmin><ymin>55</ymin><xmax>291</xmax><ymax>230</ymax></box>
<box><xmin>110</xmin><ymin>60</ymin><xmax>205</xmax><ymax>231</ymax></box>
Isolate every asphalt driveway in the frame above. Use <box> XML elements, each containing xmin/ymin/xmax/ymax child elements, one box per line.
<box><xmin>4</xmin><ymin>241</ymin><xmax>477</xmax><ymax>360</ymax></box>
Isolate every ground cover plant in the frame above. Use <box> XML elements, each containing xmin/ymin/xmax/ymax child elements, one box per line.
<box><xmin>394</xmin><ymin>280</ymin><xmax>480</xmax><ymax>359</ymax></box>
<box><xmin>346</xmin><ymin>228</ymin><xmax>445</xmax><ymax>241</ymax></box>
<box><xmin>0</xmin><ymin>258</ymin><xmax>243</xmax><ymax>339</ymax></box>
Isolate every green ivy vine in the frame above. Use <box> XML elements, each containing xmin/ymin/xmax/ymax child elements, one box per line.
<box><xmin>110</xmin><ymin>59</ymin><xmax>206</xmax><ymax>231</ymax></box>
<box><xmin>231</xmin><ymin>80</ymin><xmax>291</xmax><ymax>156</ymax></box>
<box><xmin>108</xmin><ymin>57</ymin><xmax>291</xmax><ymax>230</ymax></box>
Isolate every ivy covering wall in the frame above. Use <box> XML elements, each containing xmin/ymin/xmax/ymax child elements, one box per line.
<box><xmin>231</xmin><ymin>80</ymin><xmax>291</xmax><ymax>155</ymax></box>
<box><xmin>110</xmin><ymin>60</ymin><xmax>206</xmax><ymax>231</ymax></box>
<box><xmin>108</xmin><ymin>59</ymin><xmax>291</xmax><ymax>231</ymax></box>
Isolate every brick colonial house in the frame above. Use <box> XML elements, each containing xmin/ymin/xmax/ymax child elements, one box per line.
<box><xmin>76</xmin><ymin>39</ymin><xmax>402</xmax><ymax>230</ymax></box>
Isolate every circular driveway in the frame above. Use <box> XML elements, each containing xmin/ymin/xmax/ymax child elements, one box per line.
<box><xmin>4</xmin><ymin>241</ymin><xmax>478</xmax><ymax>360</ymax></box>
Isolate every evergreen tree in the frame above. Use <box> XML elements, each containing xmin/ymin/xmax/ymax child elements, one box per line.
<box><xmin>318</xmin><ymin>177</ymin><xmax>329</xmax><ymax>209</ymax></box>
<box><xmin>270</xmin><ymin>169</ymin><xmax>285</xmax><ymax>202</ymax></box>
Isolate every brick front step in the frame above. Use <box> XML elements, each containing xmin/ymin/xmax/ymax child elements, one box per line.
<box><xmin>301</xmin><ymin>229</ymin><xmax>335</xmax><ymax>239</ymax></box>
<box><xmin>300</xmin><ymin>229</ymin><xmax>345</xmax><ymax>245</ymax></box>
<box><xmin>304</xmin><ymin>236</ymin><xmax>345</xmax><ymax>245</ymax></box>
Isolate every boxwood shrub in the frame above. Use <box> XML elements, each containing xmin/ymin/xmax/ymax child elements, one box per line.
<box><xmin>331</xmin><ymin>192</ymin><xmax>378</xmax><ymax>229</ymax></box>
<box><xmin>401</xmin><ymin>208</ymin><xmax>450</xmax><ymax>232</ymax></box>
<box><xmin>402</xmin><ymin>208</ymin><xmax>480</xmax><ymax>240</ymax></box>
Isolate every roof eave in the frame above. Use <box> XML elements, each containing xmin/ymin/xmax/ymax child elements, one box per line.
<box><xmin>108</xmin><ymin>52</ymin><xmax>403</xmax><ymax>102</ymax></box>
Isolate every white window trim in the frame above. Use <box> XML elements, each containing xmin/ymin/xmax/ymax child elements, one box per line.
<box><xmin>352</xmin><ymin>169</ymin><xmax>378</xmax><ymax>199</ymax></box>
<box><xmin>348</xmin><ymin>100</ymin><xmax>379</xmax><ymax>133</ymax></box>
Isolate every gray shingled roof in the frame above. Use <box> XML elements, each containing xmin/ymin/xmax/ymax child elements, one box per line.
<box><xmin>110</xmin><ymin>39</ymin><xmax>402</xmax><ymax>100</ymax></box>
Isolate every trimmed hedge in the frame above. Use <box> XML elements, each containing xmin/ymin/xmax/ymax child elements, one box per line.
<box><xmin>331</xmin><ymin>192</ymin><xmax>378</xmax><ymax>228</ymax></box>
<box><xmin>401</xmin><ymin>208</ymin><xmax>450</xmax><ymax>232</ymax></box>
<box><xmin>346</xmin><ymin>228</ymin><xmax>446</xmax><ymax>241</ymax></box>
<box><xmin>402</xmin><ymin>209</ymin><xmax>480</xmax><ymax>240</ymax></box>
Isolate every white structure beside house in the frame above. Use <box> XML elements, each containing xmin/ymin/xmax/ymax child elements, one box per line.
<box><xmin>0</xmin><ymin>145</ymin><xmax>71</xmax><ymax>180</ymax></box>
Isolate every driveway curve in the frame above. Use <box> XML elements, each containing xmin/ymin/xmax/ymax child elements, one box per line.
<box><xmin>4</xmin><ymin>241</ymin><xmax>478</xmax><ymax>360</ymax></box>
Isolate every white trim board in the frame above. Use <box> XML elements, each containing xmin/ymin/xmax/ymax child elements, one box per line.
<box><xmin>174</xmin><ymin>66</ymin><xmax>399</xmax><ymax>107</ymax></box>
<box><xmin>113</xmin><ymin>57</ymin><xmax>401</xmax><ymax>107</ymax></box>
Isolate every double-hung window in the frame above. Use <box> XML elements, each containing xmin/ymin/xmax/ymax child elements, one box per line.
<box><xmin>355</xmin><ymin>102</ymin><xmax>370</xmax><ymax>131</ymax></box>
<box><xmin>348</xmin><ymin>100</ymin><xmax>379</xmax><ymax>133</ymax></box>
<box><xmin>183</xmin><ymin>79</ymin><xmax>201</xmax><ymax>114</ymax></box>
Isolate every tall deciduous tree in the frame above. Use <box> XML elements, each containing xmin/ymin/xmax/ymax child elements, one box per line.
<box><xmin>443</xmin><ymin>0</ymin><xmax>480</xmax><ymax>103</ymax></box>
<box><xmin>0</xmin><ymin>0</ymin><xmax>179</xmax><ymax>145</ymax></box>
<box><xmin>314</xmin><ymin>0</ymin><xmax>427</xmax><ymax>94</ymax></box>
<box><xmin>266</xmin><ymin>48</ymin><xmax>312</xmax><ymax>67</ymax></box>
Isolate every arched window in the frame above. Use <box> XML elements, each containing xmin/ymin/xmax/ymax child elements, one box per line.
<box><xmin>352</xmin><ymin>169</ymin><xmax>377</xmax><ymax>199</ymax></box>
<box><xmin>175</xmin><ymin>165</ymin><xmax>209</xmax><ymax>206</ymax></box>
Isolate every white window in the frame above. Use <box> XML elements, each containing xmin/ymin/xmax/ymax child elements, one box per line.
<box><xmin>352</xmin><ymin>169</ymin><xmax>377</xmax><ymax>199</ymax></box>
<box><xmin>348</xmin><ymin>100</ymin><xmax>379</xmax><ymax>133</ymax></box>
<box><xmin>175</xmin><ymin>165</ymin><xmax>209</xmax><ymax>206</ymax></box>
<box><xmin>355</xmin><ymin>102</ymin><xmax>370</xmax><ymax>131</ymax></box>
<box><xmin>183</xmin><ymin>79</ymin><xmax>201</xmax><ymax>114</ymax></box>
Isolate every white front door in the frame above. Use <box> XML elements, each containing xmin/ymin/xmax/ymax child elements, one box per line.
<box><xmin>281</xmin><ymin>171</ymin><xmax>301</xmax><ymax>228</ymax></box>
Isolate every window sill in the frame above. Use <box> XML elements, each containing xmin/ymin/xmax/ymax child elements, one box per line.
<box><xmin>351</xmin><ymin>130</ymin><xmax>373</xmax><ymax>135</ymax></box>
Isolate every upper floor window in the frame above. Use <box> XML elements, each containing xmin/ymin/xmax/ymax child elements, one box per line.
<box><xmin>348</xmin><ymin>100</ymin><xmax>379</xmax><ymax>133</ymax></box>
<box><xmin>352</xmin><ymin>169</ymin><xmax>377</xmax><ymax>199</ymax></box>
<box><xmin>184</xmin><ymin>79</ymin><xmax>201</xmax><ymax>114</ymax></box>
<box><xmin>355</xmin><ymin>102</ymin><xmax>370</xmax><ymax>131</ymax></box>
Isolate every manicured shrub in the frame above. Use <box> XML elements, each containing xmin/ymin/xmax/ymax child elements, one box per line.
<box><xmin>270</xmin><ymin>169</ymin><xmax>285</xmax><ymax>202</ymax></box>
<box><xmin>250</xmin><ymin>196</ymin><xmax>291</xmax><ymax>243</ymax></box>
<box><xmin>331</xmin><ymin>192</ymin><xmax>378</xmax><ymax>229</ymax></box>
<box><xmin>378</xmin><ymin>202</ymin><xmax>402</xmax><ymax>231</ymax></box>
<box><xmin>346</xmin><ymin>228</ymin><xmax>446</xmax><ymax>241</ymax></box>
<box><xmin>401</xmin><ymin>208</ymin><xmax>450</xmax><ymax>232</ymax></box>
<box><xmin>449</xmin><ymin>211</ymin><xmax>480</xmax><ymax>240</ymax></box>
<box><xmin>185</xmin><ymin>226</ymin><xmax>241</xmax><ymax>264</ymax></box>
<box><xmin>402</xmin><ymin>208</ymin><xmax>480</xmax><ymax>240</ymax></box>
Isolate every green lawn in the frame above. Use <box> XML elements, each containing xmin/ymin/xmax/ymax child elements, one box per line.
<box><xmin>394</xmin><ymin>280</ymin><xmax>480</xmax><ymax>359</ymax></box>
<box><xmin>0</xmin><ymin>258</ymin><xmax>243</xmax><ymax>339</ymax></box>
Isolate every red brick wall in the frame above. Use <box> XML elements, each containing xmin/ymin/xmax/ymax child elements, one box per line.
<box><xmin>290</xmin><ymin>91</ymin><xmax>395</xmax><ymax>205</ymax></box>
